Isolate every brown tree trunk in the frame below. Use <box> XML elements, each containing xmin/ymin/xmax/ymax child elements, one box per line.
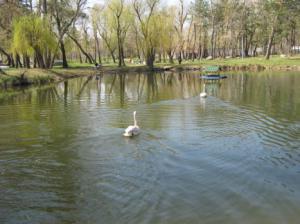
<box><xmin>95</xmin><ymin>33</ymin><xmax>102</xmax><ymax>64</ymax></box>
<box><xmin>59</xmin><ymin>39</ymin><xmax>68</xmax><ymax>68</ymax></box>
<box><xmin>68</xmin><ymin>34</ymin><xmax>95</xmax><ymax>64</ymax></box>
<box><xmin>265</xmin><ymin>26</ymin><xmax>275</xmax><ymax>60</ymax></box>
<box><xmin>146</xmin><ymin>48</ymin><xmax>155</xmax><ymax>69</ymax></box>
<box><xmin>0</xmin><ymin>47</ymin><xmax>12</xmax><ymax>66</ymax></box>
<box><xmin>15</xmin><ymin>54</ymin><xmax>22</xmax><ymax>68</ymax></box>
<box><xmin>167</xmin><ymin>50</ymin><xmax>174</xmax><ymax>64</ymax></box>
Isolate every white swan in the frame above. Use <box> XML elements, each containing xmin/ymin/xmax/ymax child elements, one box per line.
<box><xmin>123</xmin><ymin>111</ymin><xmax>141</xmax><ymax>137</ymax></box>
<box><xmin>200</xmin><ymin>83</ymin><xmax>207</xmax><ymax>98</ymax></box>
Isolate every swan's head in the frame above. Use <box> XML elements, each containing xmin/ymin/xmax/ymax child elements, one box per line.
<box><xmin>133</xmin><ymin>111</ymin><xmax>136</xmax><ymax>116</ymax></box>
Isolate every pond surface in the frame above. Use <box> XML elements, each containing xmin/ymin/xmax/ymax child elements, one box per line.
<box><xmin>0</xmin><ymin>71</ymin><xmax>300</xmax><ymax>224</ymax></box>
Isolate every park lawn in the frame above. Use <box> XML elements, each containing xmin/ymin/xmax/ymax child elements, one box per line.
<box><xmin>1</xmin><ymin>55</ymin><xmax>300</xmax><ymax>84</ymax></box>
<box><xmin>156</xmin><ymin>55</ymin><xmax>300</xmax><ymax>67</ymax></box>
<box><xmin>72</xmin><ymin>55</ymin><xmax>300</xmax><ymax>68</ymax></box>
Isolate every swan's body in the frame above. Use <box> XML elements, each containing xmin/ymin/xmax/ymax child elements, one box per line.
<box><xmin>200</xmin><ymin>92</ymin><xmax>207</xmax><ymax>98</ymax></box>
<box><xmin>200</xmin><ymin>84</ymin><xmax>207</xmax><ymax>98</ymax></box>
<box><xmin>123</xmin><ymin>111</ymin><xmax>140</xmax><ymax>137</ymax></box>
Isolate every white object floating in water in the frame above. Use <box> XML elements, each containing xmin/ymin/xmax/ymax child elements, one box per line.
<box><xmin>200</xmin><ymin>92</ymin><xmax>207</xmax><ymax>98</ymax></box>
<box><xmin>200</xmin><ymin>84</ymin><xmax>207</xmax><ymax>98</ymax></box>
<box><xmin>123</xmin><ymin>111</ymin><xmax>141</xmax><ymax>137</ymax></box>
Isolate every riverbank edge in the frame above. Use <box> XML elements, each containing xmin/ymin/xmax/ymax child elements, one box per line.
<box><xmin>1</xmin><ymin>64</ymin><xmax>300</xmax><ymax>89</ymax></box>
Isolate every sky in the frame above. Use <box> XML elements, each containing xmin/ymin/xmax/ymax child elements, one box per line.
<box><xmin>87</xmin><ymin>0</ymin><xmax>188</xmax><ymax>8</ymax></box>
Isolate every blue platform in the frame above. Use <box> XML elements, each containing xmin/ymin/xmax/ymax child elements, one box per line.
<box><xmin>200</xmin><ymin>74</ymin><xmax>227</xmax><ymax>80</ymax></box>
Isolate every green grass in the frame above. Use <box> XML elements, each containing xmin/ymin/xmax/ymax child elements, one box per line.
<box><xmin>52</xmin><ymin>55</ymin><xmax>300</xmax><ymax>70</ymax></box>
<box><xmin>55</xmin><ymin>61</ymin><xmax>94</xmax><ymax>68</ymax></box>
<box><xmin>156</xmin><ymin>55</ymin><xmax>300</xmax><ymax>67</ymax></box>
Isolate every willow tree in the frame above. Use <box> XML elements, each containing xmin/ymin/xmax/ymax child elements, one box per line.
<box><xmin>106</xmin><ymin>0</ymin><xmax>133</xmax><ymax>67</ymax></box>
<box><xmin>12</xmin><ymin>15</ymin><xmax>56</xmax><ymax>68</ymax></box>
<box><xmin>157</xmin><ymin>7</ymin><xmax>177</xmax><ymax>63</ymax></box>
<box><xmin>0</xmin><ymin>0</ymin><xmax>27</xmax><ymax>66</ymax></box>
<box><xmin>133</xmin><ymin>0</ymin><xmax>160</xmax><ymax>69</ymax></box>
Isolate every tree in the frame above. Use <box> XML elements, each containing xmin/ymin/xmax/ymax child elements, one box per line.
<box><xmin>48</xmin><ymin>0</ymin><xmax>87</xmax><ymax>68</ymax></box>
<box><xmin>106</xmin><ymin>0</ymin><xmax>132</xmax><ymax>67</ymax></box>
<box><xmin>175</xmin><ymin>0</ymin><xmax>188</xmax><ymax>64</ymax></box>
<box><xmin>92</xmin><ymin>4</ymin><xmax>118</xmax><ymax>63</ymax></box>
<box><xmin>193</xmin><ymin>0</ymin><xmax>209</xmax><ymax>59</ymax></box>
<box><xmin>0</xmin><ymin>0</ymin><xmax>27</xmax><ymax>66</ymax></box>
<box><xmin>157</xmin><ymin>7</ymin><xmax>177</xmax><ymax>63</ymax></box>
<box><xmin>12</xmin><ymin>15</ymin><xmax>56</xmax><ymax>68</ymax></box>
<box><xmin>133</xmin><ymin>0</ymin><xmax>160</xmax><ymax>69</ymax></box>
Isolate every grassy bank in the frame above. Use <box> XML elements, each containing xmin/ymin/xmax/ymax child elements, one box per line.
<box><xmin>156</xmin><ymin>55</ymin><xmax>300</xmax><ymax>71</ymax></box>
<box><xmin>0</xmin><ymin>67</ymin><xmax>96</xmax><ymax>88</ymax></box>
<box><xmin>1</xmin><ymin>55</ymin><xmax>300</xmax><ymax>89</ymax></box>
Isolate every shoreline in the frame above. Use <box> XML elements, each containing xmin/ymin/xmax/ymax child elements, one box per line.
<box><xmin>1</xmin><ymin>63</ymin><xmax>300</xmax><ymax>89</ymax></box>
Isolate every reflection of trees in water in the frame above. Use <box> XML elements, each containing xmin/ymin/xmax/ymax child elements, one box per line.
<box><xmin>2</xmin><ymin>72</ymin><xmax>204</xmax><ymax>107</ymax></box>
<box><xmin>203</xmin><ymin>82</ymin><xmax>222</xmax><ymax>96</ymax></box>
<box><xmin>69</xmin><ymin>72</ymin><xmax>203</xmax><ymax>106</ymax></box>
<box><xmin>95</xmin><ymin>73</ymin><xmax>103</xmax><ymax>106</ymax></box>
<box><xmin>1</xmin><ymin>72</ymin><xmax>205</xmax><ymax>107</ymax></box>
<box><xmin>64</xmin><ymin>81</ymin><xmax>68</xmax><ymax>103</ymax></box>
<box><xmin>146</xmin><ymin>72</ymin><xmax>158</xmax><ymax>102</ymax></box>
<box><xmin>77</xmin><ymin>75</ymin><xmax>93</xmax><ymax>97</ymax></box>
<box><xmin>0</xmin><ymin>87</ymin><xmax>82</xmax><ymax>218</ymax></box>
<box><xmin>219</xmin><ymin>72</ymin><xmax>300</xmax><ymax>121</ymax></box>
<box><xmin>137</xmin><ymin>73</ymin><xmax>146</xmax><ymax>101</ymax></box>
<box><xmin>0</xmin><ymin>88</ymin><xmax>33</xmax><ymax>104</ymax></box>
<box><xmin>36</xmin><ymin>85</ymin><xmax>62</xmax><ymax>104</ymax></box>
<box><xmin>119</xmin><ymin>74</ymin><xmax>126</xmax><ymax>106</ymax></box>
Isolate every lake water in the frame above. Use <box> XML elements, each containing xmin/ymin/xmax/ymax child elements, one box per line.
<box><xmin>0</xmin><ymin>71</ymin><xmax>300</xmax><ymax>224</ymax></box>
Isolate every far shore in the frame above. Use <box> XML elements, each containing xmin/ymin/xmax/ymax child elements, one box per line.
<box><xmin>1</xmin><ymin>56</ymin><xmax>300</xmax><ymax>89</ymax></box>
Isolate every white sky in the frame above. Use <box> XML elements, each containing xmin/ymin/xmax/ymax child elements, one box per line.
<box><xmin>87</xmin><ymin>0</ymin><xmax>188</xmax><ymax>7</ymax></box>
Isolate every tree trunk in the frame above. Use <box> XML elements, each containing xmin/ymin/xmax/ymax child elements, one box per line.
<box><xmin>15</xmin><ymin>54</ymin><xmax>22</xmax><ymax>68</ymax></box>
<box><xmin>24</xmin><ymin>55</ymin><xmax>30</xmax><ymax>68</ymax></box>
<box><xmin>42</xmin><ymin>0</ymin><xmax>47</xmax><ymax>14</ymax></box>
<box><xmin>265</xmin><ymin>26</ymin><xmax>275</xmax><ymax>60</ymax></box>
<box><xmin>253</xmin><ymin>44</ymin><xmax>257</xmax><ymax>57</ymax></box>
<box><xmin>110</xmin><ymin>50</ymin><xmax>116</xmax><ymax>63</ymax></box>
<box><xmin>117</xmin><ymin>27</ymin><xmax>125</xmax><ymax>67</ymax></box>
<box><xmin>60</xmin><ymin>39</ymin><xmax>68</xmax><ymax>68</ymax></box>
<box><xmin>146</xmin><ymin>48</ymin><xmax>155</xmax><ymax>70</ymax></box>
<box><xmin>34</xmin><ymin>55</ymin><xmax>37</xmax><ymax>68</ymax></box>
<box><xmin>211</xmin><ymin>21</ymin><xmax>215</xmax><ymax>58</ymax></box>
<box><xmin>192</xmin><ymin>24</ymin><xmax>197</xmax><ymax>61</ymax></box>
<box><xmin>135</xmin><ymin>32</ymin><xmax>141</xmax><ymax>61</ymax></box>
<box><xmin>68</xmin><ymin>33</ymin><xmax>95</xmax><ymax>64</ymax></box>
<box><xmin>178</xmin><ymin>51</ymin><xmax>182</xmax><ymax>64</ymax></box>
<box><xmin>35</xmin><ymin>50</ymin><xmax>45</xmax><ymax>68</ymax></box>
<box><xmin>0</xmin><ymin>47</ymin><xmax>12</xmax><ymax>66</ymax></box>
<box><xmin>95</xmin><ymin>34</ymin><xmax>102</xmax><ymax>64</ymax></box>
<box><xmin>45</xmin><ymin>51</ymin><xmax>52</xmax><ymax>68</ymax></box>
<box><xmin>118</xmin><ymin>44</ymin><xmax>125</xmax><ymax>67</ymax></box>
<box><xmin>167</xmin><ymin>51</ymin><xmax>174</xmax><ymax>64</ymax></box>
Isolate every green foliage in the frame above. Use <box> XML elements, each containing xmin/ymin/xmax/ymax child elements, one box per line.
<box><xmin>12</xmin><ymin>15</ymin><xmax>56</xmax><ymax>57</ymax></box>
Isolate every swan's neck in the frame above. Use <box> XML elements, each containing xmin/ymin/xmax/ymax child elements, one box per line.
<box><xmin>134</xmin><ymin>113</ymin><xmax>137</xmax><ymax>126</ymax></box>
